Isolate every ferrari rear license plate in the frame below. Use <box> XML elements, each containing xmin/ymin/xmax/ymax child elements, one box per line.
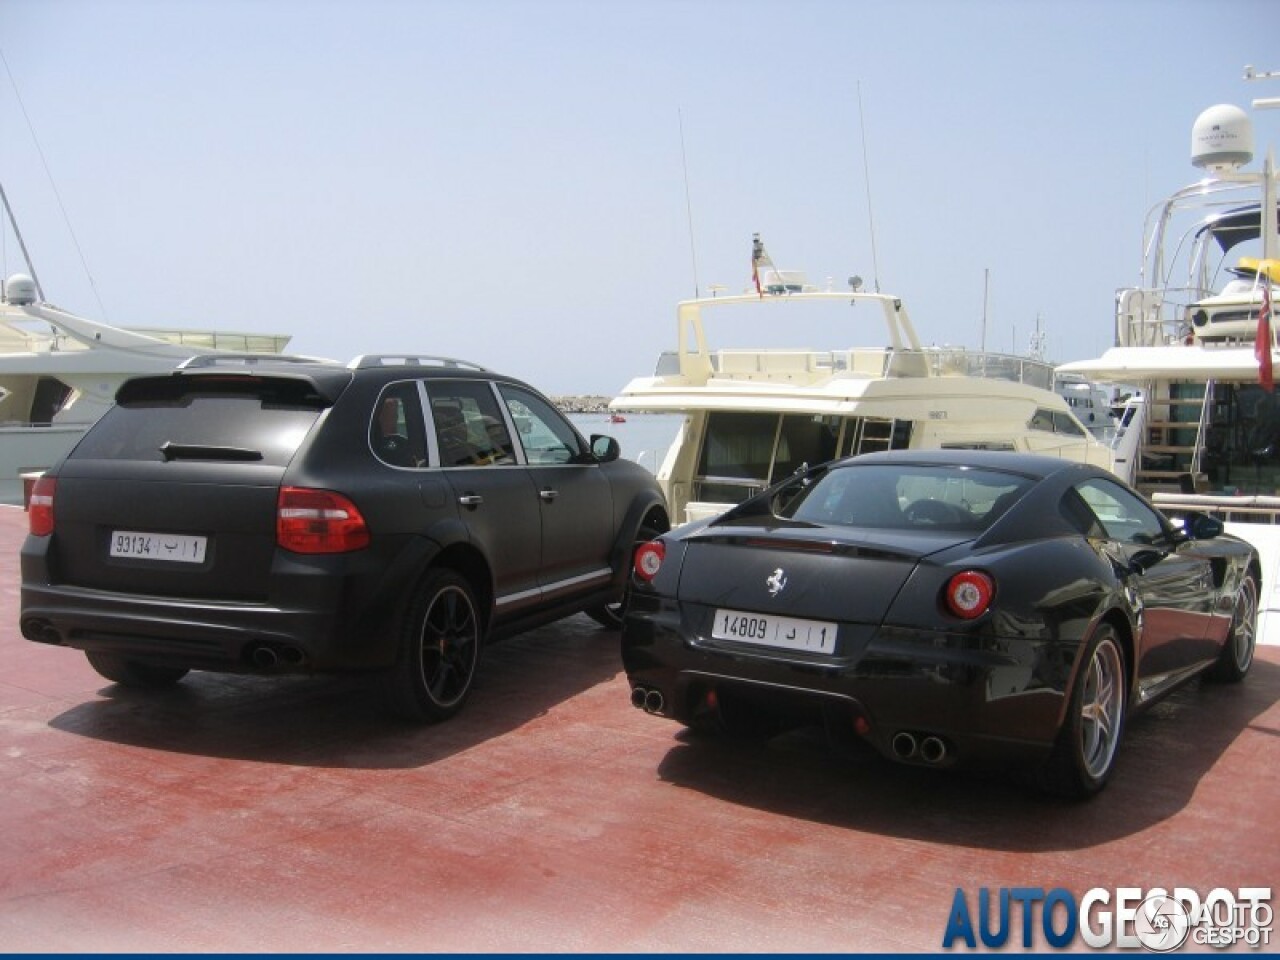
<box><xmin>711</xmin><ymin>608</ymin><xmax>836</xmax><ymax>653</ymax></box>
<box><xmin>109</xmin><ymin>531</ymin><xmax>208</xmax><ymax>564</ymax></box>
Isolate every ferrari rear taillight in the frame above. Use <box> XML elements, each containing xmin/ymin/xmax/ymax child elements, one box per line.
<box><xmin>634</xmin><ymin>541</ymin><xmax>666</xmax><ymax>581</ymax></box>
<box><xmin>277</xmin><ymin>487</ymin><xmax>370</xmax><ymax>554</ymax></box>
<box><xmin>945</xmin><ymin>570</ymin><xmax>994</xmax><ymax>619</ymax></box>
<box><xmin>28</xmin><ymin>476</ymin><xmax>56</xmax><ymax>537</ymax></box>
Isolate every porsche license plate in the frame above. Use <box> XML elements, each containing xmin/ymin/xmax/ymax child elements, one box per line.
<box><xmin>711</xmin><ymin>608</ymin><xmax>836</xmax><ymax>653</ymax></box>
<box><xmin>109</xmin><ymin>531</ymin><xmax>208</xmax><ymax>564</ymax></box>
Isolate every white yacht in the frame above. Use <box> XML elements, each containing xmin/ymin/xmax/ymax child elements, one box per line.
<box><xmin>1055</xmin><ymin>70</ymin><xmax>1280</xmax><ymax>641</ymax></box>
<box><xmin>1054</xmin><ymin>373</ymin><xmax>1120</xmax><ymax>442</ymax></box>
<box><xmin>611</xmin><ymin>235</ymin><xmax>1112</xmax><ymax>526</ymax></box>
<box><xmin>1056</xmin><ymin>85</ymin><xmax>1278</xmax><ymax>508</ymax></box>
<box><xmin>0</xmin><ymin>273</ymin><xmax>291</xmax><ymax>503</ymax></box>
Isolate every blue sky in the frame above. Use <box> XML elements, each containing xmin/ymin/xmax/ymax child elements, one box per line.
<box><xmin>2</xmin><ymin>0</ymin><xmax>1278</xmax><ymax>394</ymax></box>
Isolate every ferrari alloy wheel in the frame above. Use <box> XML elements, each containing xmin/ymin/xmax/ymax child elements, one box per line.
<box><xmin>1209</xmin><ymin>573</ymin><xmax>1257</xmax><ymax>683</ymax></box>
<box><xmin>1040</xmin><ymin>624</ymin><xmax>1126</xmax><ymax>798</ymax></box>
<box><xmin>85</xmin><ymin>651</ymin><xmax>189</xmax><ymax>688</ymax></box>
<box><xmin>386</xmin><ymin>569</ymin><xmax>481</xmax><ymax>722</ymax></box>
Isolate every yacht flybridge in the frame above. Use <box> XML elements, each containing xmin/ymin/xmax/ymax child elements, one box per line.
<box><xmin>611</xmin><ymin>235</ymin><xmax>1112</xmax><ymax>525</ymax></box>
<box><xmin>1056</xmin><ymin>76</ymin><xmax>1280</xmax><ymax>511</ymax></box>
<box><xmin>0</xmin><ymin>273</ymin><xmax>291</xmax><ymax>503</ymax></box>
<box><xmin>0</xmin><ymin>178</ymin><xmax>295</xmax><ymax>501</ymax></box>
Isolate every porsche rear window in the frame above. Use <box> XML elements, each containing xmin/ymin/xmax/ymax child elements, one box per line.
<box><xmin>71</xmin><ymin>380</ymin><xmax>325</xmax><ymax>467</ymax></box>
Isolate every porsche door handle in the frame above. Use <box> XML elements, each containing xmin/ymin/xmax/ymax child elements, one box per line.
<box><xmin>539</xmin><ymin>488</ymin><xmax>559</xmax><ymax>502</ymax></box>
<box><xmin>458</xmin><ymin>494</ymin><xmax>483</xmax><ymax>507</ymax></box>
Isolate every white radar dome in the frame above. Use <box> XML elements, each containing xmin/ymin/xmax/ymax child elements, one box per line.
<box><xmin>1191</xmin><ymin>104</ymin><xmax>1254</xmax><ymax>172</ymax></box>
<box><xmin>3</xmin><ymin>273</ymin><xmax>37</xmax><ymax>305</ymax></box>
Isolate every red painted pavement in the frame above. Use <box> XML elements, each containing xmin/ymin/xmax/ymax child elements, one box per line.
<box><xmin>0</xmin><ymin>504</ymin><xmax>1276</xmax><ymax>952</ymax></box>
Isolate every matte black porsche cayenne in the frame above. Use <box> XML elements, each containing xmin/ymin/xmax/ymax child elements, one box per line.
<box><xmin>21</xmin><ymin>354</ymin><xmax>668</xmax><ymax>721</ymax></box>
<box><xmin>621</xmin><ymin>450</ymin><xmax>1258</xmax><ymax>797</ymax></box>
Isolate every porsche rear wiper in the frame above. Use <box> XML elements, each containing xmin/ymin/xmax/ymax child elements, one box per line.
<box><xmin>159</xmin><ymin>442</ymin><xmax>264</xmax><ymax>462</ymax></box>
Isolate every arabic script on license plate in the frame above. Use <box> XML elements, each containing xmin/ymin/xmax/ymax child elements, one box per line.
<box><xmin>109</xmin><ymin>531</ymin><xmax>208</xmax><ymax>564</ymax></box>
<box><xmin>711</xmin><ymin>608</ymin><xmax>836</xmax><ymax>653</ymax></box>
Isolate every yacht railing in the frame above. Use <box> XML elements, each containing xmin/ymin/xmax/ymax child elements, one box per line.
<box><xmin>1190</xmin><ymin>378</ymin><xmax>1214</xmax><ymax>476</ymax></box>
<box><xmin>1152</xmin><ymin>491</ymin><xmax>1280</xmax><ymax>523</ymax></box>
<box><xmin>652</xmin><ymin>347</ymin><xmax>1055</xmax><ymax>387</ymax></box>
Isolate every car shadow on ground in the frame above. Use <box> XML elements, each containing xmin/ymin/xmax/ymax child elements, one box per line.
<box><xmin>653</xmin><ymin>658</ymin><xmax>1280</xmax><ymax>851</ymax></box>
<box><xmin>45</xmin><ymin>615</ymin><xmax>622</xmax><ymax>770</ymax></box>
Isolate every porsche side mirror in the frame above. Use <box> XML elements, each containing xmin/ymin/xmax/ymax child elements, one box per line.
<box><xmin>591</xmin><ymin>434</ymin><xmax>620</xmax><ymax>463</ymax></box>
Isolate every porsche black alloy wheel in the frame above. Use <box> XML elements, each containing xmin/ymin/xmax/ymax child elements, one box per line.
<box><xmin>386</xmin><ymin>569</ymin><xmax>482</xmax><ymax>722</ymax></box>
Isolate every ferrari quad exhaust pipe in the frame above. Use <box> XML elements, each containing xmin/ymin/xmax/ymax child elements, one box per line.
<box><xmin>892</xmin><ymin>731</ymin><xmax>950</xmax><ymax>764</ymax></box>
<box><xmin>630</xmin><ymin>686</ymin><xmax>665</xmax><ymax>715</ymax></box>
<box><xmin>891</xmin><ymin>731</ymin><xmax>918</xmax><ymax>760</ymax></box>
<box><xmin>920</xmin><ymin>736</ymin><xmax>948</xmax><ymax>764</ymax></box>
<box><xmin>247</xmin><ymin>643</ymin><xmax>307</xmax><ymax>670</ymax></box>
<box><xmin>250</xmin><ymin>645</ymin><xmax>279</xmax><ymax>668</ymax></box>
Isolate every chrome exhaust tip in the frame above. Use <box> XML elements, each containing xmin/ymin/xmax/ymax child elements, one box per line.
<box><xmin>891</xmin><ymin>731</ymin><xmax>918</xmax><ymax>760</ymax></box>
<box><xmin>249</xmin><ymin>645</ymin><xmax>279</xmax><ymax>668</ymax></box>
<box><xmin>630</xmin><ymin>686</ymin><xmax>648</xmax><ymax>709</ymax></box>
<box><xmin>643</xmin><ymin>689</ymin><xmax>665</xmax><ymax>714</ymax></box>
<box><xmin>920</xmin><ymin>736</ymin><xmax>947</xmax><ymax>764</ymax></box>
<box><xmin>279</xmin><ymin>645</ymin><xmax>306</xmax><ymax>667</ymax></box>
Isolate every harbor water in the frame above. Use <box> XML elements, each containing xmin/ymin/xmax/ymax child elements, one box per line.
<box><xmin>569</xmin><ymin>412</ymin><xmax>683</xmax><ymax>475</ymax></box>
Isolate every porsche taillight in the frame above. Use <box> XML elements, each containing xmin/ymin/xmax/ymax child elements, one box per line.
<box><xmin>634</xmin><ymin>541</ymin><xmax>666</xmax><ymax>582</ymax></box>
<box><xmin>277</xmin><ymin>487</ymin><xmax>370</xmax><ymax>554</ymax></box>
<box><xmin>28</xmin><ymin>476</ymin><xmax>56</xmax><ymax>537</ymax></box>
<box><xmin>945</xmin><ymin>570</ymin><xmax>994</xmax><ymax>619</ymax></box>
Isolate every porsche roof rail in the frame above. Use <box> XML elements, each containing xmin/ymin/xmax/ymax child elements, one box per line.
<box><xmin>178</xmin><ymin>353</ymin><xmax>339</xmax><ymax>369</ymax></box>
<box><xmin>348</xmin><ymin>354</ymin><xmax>490</xmax><ymax>371</ymax></box>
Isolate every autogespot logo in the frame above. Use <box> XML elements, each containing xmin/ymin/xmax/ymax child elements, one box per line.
<box><xmin>941</xmin><ymin>886</ymin><xmax>1273</xmax><ymax>951</ymax></box>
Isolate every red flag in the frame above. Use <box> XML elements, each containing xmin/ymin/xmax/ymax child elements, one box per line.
<box><xmin>1258</xmin><ymin>280</ymin><xmax>1275</xmax><ymax>393</ymax></box>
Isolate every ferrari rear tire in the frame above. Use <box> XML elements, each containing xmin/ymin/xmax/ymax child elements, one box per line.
<box><xmin>85</xmin><ymin>651</ymin><xmax>189</xmax><ymax>688</ymax></box>
<box><xmin>1038</xmin><ymin>624</ymin><xmax>1126</xmax><ymax>799</ymax></box>
<box><xmin>1207</xmin><ymin>573</ymin><xmax>1257</xmax><ymax>683</ymax></box>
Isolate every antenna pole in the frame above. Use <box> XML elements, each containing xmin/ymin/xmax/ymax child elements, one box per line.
<box><xmin>980</xmin><ymin>267</ymin><xmax>989</xmax><ymax>353</ymax></box>
<box><xmin>856</xmin><ymin>82</ymin><xmax>881</xmax><ymax>293</ymax></box>
<box><xmin>678</xmin><ymin>108</ymin><xmax>700</xmax><ymax>298</ymax></box>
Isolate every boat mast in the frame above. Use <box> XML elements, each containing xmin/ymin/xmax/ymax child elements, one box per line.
<box><xmin>678</xmin><ymin>108</ymin><xmax>701</xmax><ymax>299</ymax></box>
<box><xmin>1245</xmin><ymin>65</ymin><xmax>1278</xmax><ymax>262</ymax></box>
<box><xmin>0</xmin><ymin>180</ymin><xmax>46</xmax><ymax>302</ymax></box>
<box><xmin>856</xmin><ymin>81</ymin><xmax>882</xmax><ymax>294</ymax></box>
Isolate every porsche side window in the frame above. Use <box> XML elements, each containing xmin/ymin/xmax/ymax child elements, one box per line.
<box><xmin>427</xmin><ymin>381</ymin><xmax>515</xmax><ymax>468</ymax></box>
<box><xmin>499</xmin><ymin>386</ymin><xmax>583</xmax><ymax>465</ymax></box>
<box><xmin>1073</xmin><ymin>477</ymin><xmax>1164</xmax><ymax>543</ymax></box>
<box><xmin>371</xmin><ymin>382</ymin><xmax>428</xmax><ymax>468</ymax></box>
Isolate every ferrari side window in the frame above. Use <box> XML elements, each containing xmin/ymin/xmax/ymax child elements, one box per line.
<box><xmin>1060</xmin><ymin>488</ymin><xmax>1106</xmax><ymax>538</ymax></box>
<box><xmin>1073</xmin><ymin>478</ymin><xmax>1164</xmax><ymax>543</ymax></box>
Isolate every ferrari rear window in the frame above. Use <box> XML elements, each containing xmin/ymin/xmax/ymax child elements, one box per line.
<box><xmin>785</xmin><ymin>464</ymin><xmax>1033</xmax><ymax>531</ymax></box>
